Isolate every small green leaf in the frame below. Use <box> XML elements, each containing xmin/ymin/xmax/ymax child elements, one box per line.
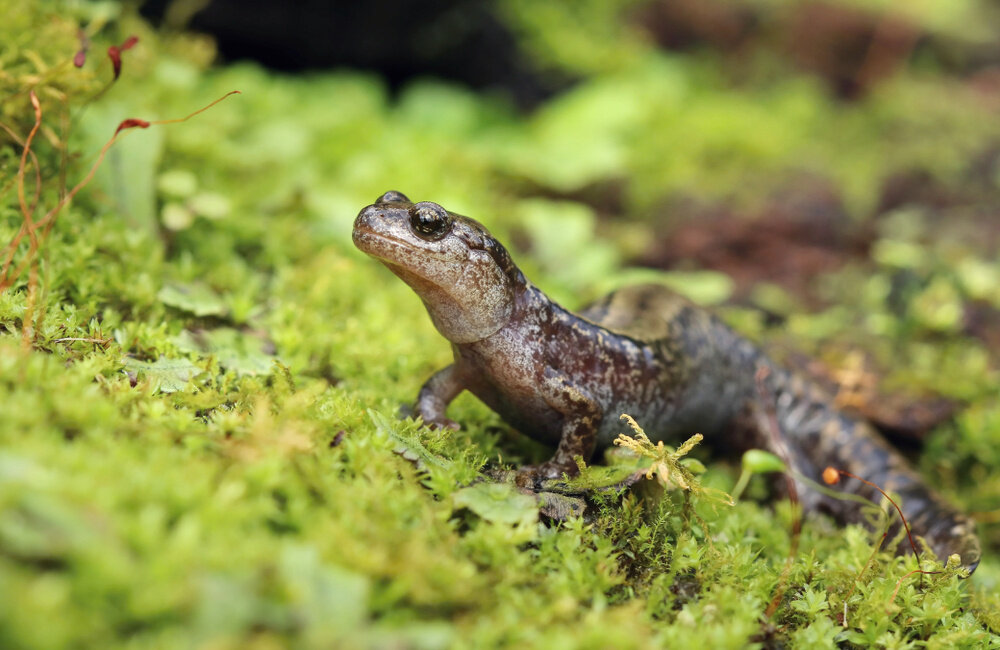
<box><xmin>658</xmin><ymin>271</ymin><xmax>734</xmax><ymax>306</ymax></box>
<box><xmin>123</xmin><ymin>357</ymin><xmax>205</xmax><ymax>393</ymax></box>
<box><xmin>161</xmin><ymin>202</ymin><xmax>195</xmax><ymax>231</ymax></box>
<box><xmin>452</xmin><ymin>483</ymin><xmax>538</xmax><ymax>528</ymax></box>
<box><xmin>911</xmin><ymin>277</ymin><xmax>963</xmax><ymax>333</ymax></box>
<box><xmin>174</xmin><ymin>328</ymin><xmax>276</xmax><ymax>376</ymax></box>
<box><xmin>680</xmin><ymin>458</ymin><xmax>707</xmax><ymax>474</ymax></box>
<box><xmin>790</xmin><ymin>585</ymin><xmax>829</xmax><ymax>615</ymax></box>
<box><xmin>872</xmin><ymin>238</ymin><xmax>925</xmax><ymax>269</ymax></box>
<box><xmin>540</xmin><ymin>461</ymin><xmax>648</xmax><ymax>495</ymax></box>
<box><xmin>188</xmin><ymin>192</ymin><xmax>232</xmax><ymax>220</ymax></box>
<box><xmin>277</xmin><ymin>545</ymin><xmax>370</xmax><ymax>633</ymax></box>
<box><xmin>368</xmin><ymin>410</ymin><xmax>451</xmax><ymax>472</ymax></box>
<box><xmin>158</xmin><ymin>283</ymin><xmax>229</xmax><ymax>318</ymax></box>
<box><xmin>741</xmin><ymin>449</ymin><xmax>786</xmax><ymax>474</ymax></box>
<box><xmin>157</xmin><ymin>169</ymin><xmax>198</xmax><ymax>198</ymax></box>
<box><xmin>536</xmin><ymin>491</ymin><xmax>587</xmax><ymax>521</ymax></box>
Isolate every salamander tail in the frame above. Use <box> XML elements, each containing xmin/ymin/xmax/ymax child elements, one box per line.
<box><xmin>758</xmin><ymin>364</ymin><xmax>980</xmax><ymax>573</ymax></box>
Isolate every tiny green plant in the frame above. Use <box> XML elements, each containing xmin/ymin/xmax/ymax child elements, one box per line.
<box><xmin>613</xmin><ymin>414</ymin><xmax>733</xmax><ymax>554</ymax></box>
<box><xmin>730</xmin><ymin>448</ymin><xmax>786</xmax><ymax>502</ymax></box>
<box><xmin>614</xmin><ymin>413</ymin><xmax>732</xmax><ymax>505</ymax></box>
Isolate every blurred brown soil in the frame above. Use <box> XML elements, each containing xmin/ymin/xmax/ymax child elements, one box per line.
<box><xmin>635</xmin><ymin>177</ymin><xmax>867</xmax><ymax>304</ymax></box>
<box><xmin>633</xmin><ymin>0</ymin><xmax>1000</xmax><ymax>99</ymax></box>
<box><xmin>634</xmin><ymin>146</ymin><xmax>1000</xmax><ymax>302</ymax></box>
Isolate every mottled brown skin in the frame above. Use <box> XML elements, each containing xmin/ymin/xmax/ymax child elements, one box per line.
<box><xmin>353</xmin><ymin>191</ymin><xmax>981</xmax><ymax>573</ymax></box>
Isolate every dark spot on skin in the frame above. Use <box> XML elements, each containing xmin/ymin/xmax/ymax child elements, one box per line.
<box><xmin>635</xmin><ymin>288</ymin><xmax>655</xmax><ymax>313</ymax></box>
<box><xmin>480</xmin><ymin>235</ymin><xmax>523</xmax><ymax>284</ymax></box>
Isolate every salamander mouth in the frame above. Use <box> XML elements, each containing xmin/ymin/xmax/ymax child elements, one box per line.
<box><xmin>352</xmin><ymin>228</ymin><xmax>449</xmax><ymax>261</ymax></box>
<box><xmin>354</xmin><ymin>228</ymin><xmax>458</xmax><ymax>295</ymax></box>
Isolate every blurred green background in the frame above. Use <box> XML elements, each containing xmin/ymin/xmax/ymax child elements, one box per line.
<box><xmin>1</xmin><ymin>1</ymin><xmax>999</xmax><ymax>647</ymax></box>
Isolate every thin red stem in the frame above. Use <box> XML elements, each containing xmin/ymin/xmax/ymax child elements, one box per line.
<box><xmin>831</xmin><ymin>468</ymin><xmax>920</xmax><ymax>560</ymax></box>
<box><xmin>889</xmin><ymin>569</ymin><xmax>941</xmax><ymax>607</ymax></box>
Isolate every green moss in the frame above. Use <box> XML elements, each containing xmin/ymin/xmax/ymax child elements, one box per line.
<box><xmin>1</xmin><ymin>1</ymin><xmax>999</xmax><ymax>648</ymax></box>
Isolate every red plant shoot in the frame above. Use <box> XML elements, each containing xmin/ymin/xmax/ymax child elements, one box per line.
<box><xmin>7</xmin><ymin>91</ymin><xmax>45</xmax><ymax>345</ymax></box>
<box><xmin>107</xmin><ymin>47</ymin><xmax>122</xmax><ymax>79</ymax></box>
<box><xmin>0</xmin><ymin>91</ymin><xmax>43</xmax><ymax>284</ymax></box>
<box><xmin>114</xmin><ymin>118</ymin><xmax>150</xmax><ymax>136</ymax></box>
<box><xmin>822</xmin><ymin>466</ymin><xmax>920</xmax><ymax>559</ymax></box>
<box><xmin>74</xmin><ymin>29</ymin><xmax>90</xmax><ymax>68</ymax></box>
<box><xmin>889</xmin><ymin>568</ymin><xmax>941</xmax><ymax>609</ymax></box>
<box><xmin>107</xmin><ymin>35</ymin><xmax>139</xmax><ymax>80</ymax></box>
<box><xmin>821</xmin><ymin>464</ymin><xmax>949</xmax><ymax>620</ymax></box>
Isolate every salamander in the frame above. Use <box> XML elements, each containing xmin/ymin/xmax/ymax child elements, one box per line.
<box><xmin>352</xmin><ymin>190</ymin><xmax>981</xmax><ymax>572</ymax></box>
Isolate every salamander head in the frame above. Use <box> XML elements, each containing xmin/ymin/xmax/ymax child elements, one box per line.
<box><xmin>353</xmin><ymin>191</ymin><xmax>524</xmax><ymax>344</ymax></box>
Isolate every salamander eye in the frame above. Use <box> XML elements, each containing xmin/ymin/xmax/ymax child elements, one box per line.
<box><xmin>376</xmin><ymin>190</ymin><xmax>409</xmax><ymax>204</ymax></box>
<box><xmin>409</xmin><ymin>202</ymin><xmax>452</xmax><ymax>240</ymax></box>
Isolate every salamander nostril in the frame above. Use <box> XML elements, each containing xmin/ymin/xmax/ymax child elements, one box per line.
<box><xmin>354</xmin><ymin>205</ymin><xmax>386</xmax><ymax>231</ymax></box>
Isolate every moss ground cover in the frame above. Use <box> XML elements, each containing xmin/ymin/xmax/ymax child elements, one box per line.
<box><xmin>2</xmin><ymin>2</ymin><xmax>999</xmax><ymax>648</ymax></box>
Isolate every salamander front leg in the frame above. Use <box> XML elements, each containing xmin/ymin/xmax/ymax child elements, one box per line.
<box><xmin>517</xmin><ymin>368</ymin><xmax>601</xmax><ymax>488</ymax></box>
<box><xmin>415</xmin><ymin>364</ymin><xmax>465</xmax><ymax>431</ymax></box>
